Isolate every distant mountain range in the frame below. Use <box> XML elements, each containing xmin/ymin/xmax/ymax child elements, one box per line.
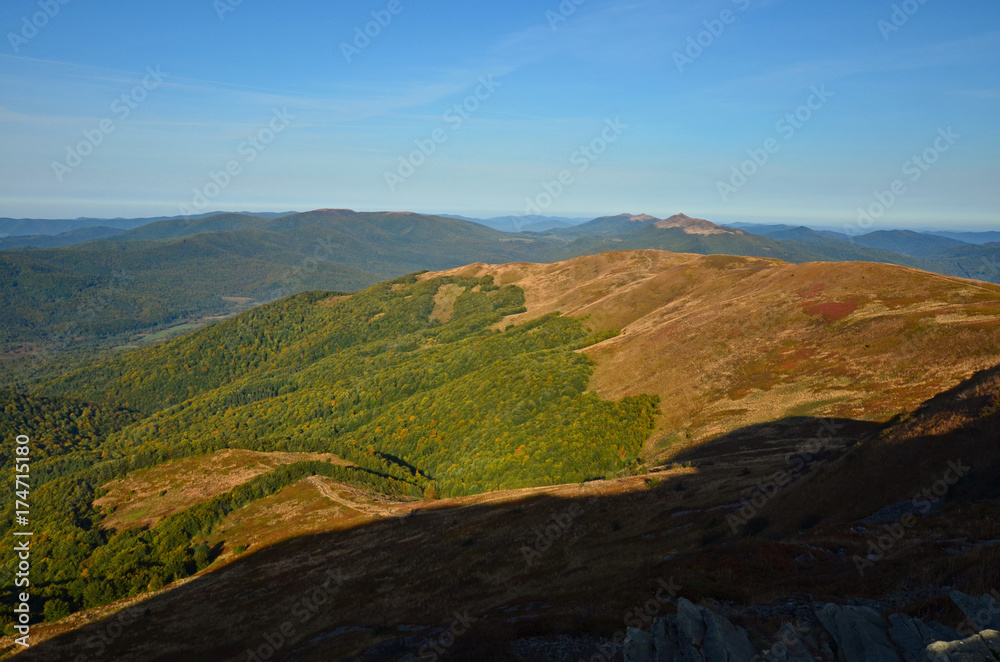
<box><xmin>0</xmin><ymin>225</ymin><xmax>128</xmax><ymax>250</ymax></box>
<box><xmin>729</xmin><ymin>223</ymin><xmax>972</xmax><ymax>258</ymax></box>
<box><xmin>0</xmin><ymin>211</ymin><xmax>297</xmax><ymax>243</ymax></box>
<box><xmin>4</xmin><ymin>210</ymin><xmax>994</xmax><ymax>252</ymax></box>
<box><xmin>1</xmin><ymin>209</ymin><xmax>997</xmax><ymax>381</ymax></box>
<box><xmin>929</xmin><ymin>230</ymin><xmax>1000</xmax><ymax>245</ymax></box>
<box><xmin>721</xmin><ymin>223</ymin><xmax>999</xmax><ymax>280</ymax></box>
<box><xmin>724</xmin><ymin>221</ymin><xmax>1000</xmax><ymax>246</ymax></box>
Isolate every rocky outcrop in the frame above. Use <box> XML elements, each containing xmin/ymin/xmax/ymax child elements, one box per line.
<box><xmin>814</xmin><ymin>603</ymin><xmax>900</xmax><ymax>662</ymax></box>
<box><xmin>925</xmin><ymin>630</ymin><xmax>1000</xmax><ymax>661</ymax></box>
<box><xmin>889</xmin><ymin>614</ymin><xmax>961</xmax><ymax>662</ymax></box>
<box><xmin>624</xmin><ymin>598</ymin><xmax>755</xmax><ymax>662</ymax></box>
<box><xmin>623</xmin><ymin>593</ymin><xmax>1000</xmax><ymax>662</ymax></box>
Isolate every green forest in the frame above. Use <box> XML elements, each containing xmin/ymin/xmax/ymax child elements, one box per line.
<box><xmin>1</xmin><ymin>272</ymin><xmax>659</xmax><ymax>628</ymax></box>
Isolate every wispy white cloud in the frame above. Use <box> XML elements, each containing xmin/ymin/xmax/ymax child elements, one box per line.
<box><xmin>0</xmin><ymin>52</ymin><xmax>516</xmax><ymax>127</ymax></box>
<box><xmin>0</xmin><ymin>104</ymin><xmax>71</xmax><ymax>125</ymax></box>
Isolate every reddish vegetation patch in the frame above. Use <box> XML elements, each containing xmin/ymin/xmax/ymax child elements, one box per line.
<box><xmin>775</xmin><ymin>345</ymin><xmax>816</xmax><ymax>372</ymax></box>
<box><xmin>797</xmin><ymin>283</ymin><xmax>826</xmax><ymax>299</ymax></box>
<box><xmin>727</xmin><ymin>370</ymin><xmax>782</xmax><ymax>399</ymax></box>
<box><xmin>803</xmin><ymin>301</ymin><xmax>858</xmax><ymax>323</ymax></box>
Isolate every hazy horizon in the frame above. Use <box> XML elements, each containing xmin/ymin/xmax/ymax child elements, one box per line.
<box><xmin>1</xmin><ymin>207</ymin><xmax>996</xmax><ymax>235</ymax></box>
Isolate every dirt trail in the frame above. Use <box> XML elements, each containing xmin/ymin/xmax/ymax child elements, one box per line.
<box><xmin>306</xmin><ymin>476</ymin><xmax>395</xmax><ymax>517</ymax></box>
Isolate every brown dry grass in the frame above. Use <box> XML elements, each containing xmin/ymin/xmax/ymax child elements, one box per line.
<box><xmin>317</xmin><ymin>294</ymin><xmax>352</xmax><ymax>307</ymax></box>
<box><xmin>429</xmin><ymin>282</ymin><xmax>465</xmax><ymax>323</ymax></box>
<box><xmin>95</xmin><ymin>449</ymin><xmax>350</xmax><ymax>530</ymax></box>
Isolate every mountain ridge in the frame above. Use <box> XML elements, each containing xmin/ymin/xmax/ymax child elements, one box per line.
<box><xmin>3</xmin><ymin>210</ymin><xmax>998</xmax><ymax>386</ymax></box>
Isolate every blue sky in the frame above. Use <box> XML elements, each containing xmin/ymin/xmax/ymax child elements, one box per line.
<box><xmin>0</xmin><ymin>0</ymin><xmax>998</xmax><ymax>229</ymax></box>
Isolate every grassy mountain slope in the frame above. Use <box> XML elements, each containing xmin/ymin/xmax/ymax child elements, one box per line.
<box><xmin>436</xmin><ymin>251</ymin><xmax>1000</xmax><ymax>461</ymax></box>
<box><xmin>767</xmin><ymin>361</ymin><xmax>1000</xmax><ymax>529</ymax></box>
